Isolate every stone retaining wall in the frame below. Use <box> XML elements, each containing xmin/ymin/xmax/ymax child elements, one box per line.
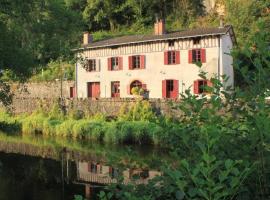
<box><xmin>9</xmin><ymin>97</ymin><xmax>179</xmax><ymax>117</ymax></box>
<box><xmin>11</xmin><ymin>81</ymin><xmax>75</xmax><ymax>99</ymax></box>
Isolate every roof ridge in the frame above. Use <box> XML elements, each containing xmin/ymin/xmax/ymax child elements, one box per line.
<box><xmin>77</xmin><ymin>26</ymin><xmax>234</xmax><ymax>50</ymax></box>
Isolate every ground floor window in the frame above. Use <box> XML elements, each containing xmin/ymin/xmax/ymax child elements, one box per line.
<box><xmin>162</xmin><ymin>80</ymin><xmax>179</xmax><ymax>99</ymax></box>
<box><xmin>111</xmin><ymin>81</ymin><xmax>120</xmax><ymax>98</ymax></box>
<box><xmin>193</xmin><ymin>79</ymin><xmax>211</xmax><ymax>94</ymax></box>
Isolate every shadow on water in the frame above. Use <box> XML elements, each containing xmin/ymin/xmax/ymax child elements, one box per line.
<box><xmin>0</xmin><ymin>132</ymin><xmax>172</xmax><ymax>200</ymax></box>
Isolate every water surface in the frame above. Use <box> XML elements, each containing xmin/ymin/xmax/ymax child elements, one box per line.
<box><xmin>0</xmin><ymin>133</ymin><xmax>170</xmax><ymax>200</ymax></box>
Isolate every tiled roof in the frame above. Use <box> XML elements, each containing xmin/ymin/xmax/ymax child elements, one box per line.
<box><xmin>77</xmin><ymin>25</ymin><xmax>235</xmax><ymax>50</ymax></box>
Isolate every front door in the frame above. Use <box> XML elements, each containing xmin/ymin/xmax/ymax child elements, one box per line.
<box><xmin>87</xmin><ymin>82</ymin><xmax>100</xmax><ymax>98</ymax></box>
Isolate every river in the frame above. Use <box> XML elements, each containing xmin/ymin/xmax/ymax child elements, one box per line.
<box><xmin>0</xmin><ymin>132</ymin><xmax>170</xmax><ymax>200</ymax></box>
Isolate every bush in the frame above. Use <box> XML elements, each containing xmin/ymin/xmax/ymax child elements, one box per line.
<box><xmin>56</xmin><ymin>119</ymin><xmax>77</xmax><ymax>138</ymax></box>
<box><xmin>22</xmin><ymin>113</ymin><xmax>47</xmax><ymax>134</ymax></box>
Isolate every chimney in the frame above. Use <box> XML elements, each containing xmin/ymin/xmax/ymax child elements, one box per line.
<box><xmin>83</xmin><ymin>32</ymin><xmax>93</xmax><ymax>45</ymax></box>
<box><xmin>154</xmin><ymin>18</ymin><xmax>166</xmax><ymax>35</ymax></box>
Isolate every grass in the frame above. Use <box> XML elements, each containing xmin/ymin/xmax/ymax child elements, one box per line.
<box><xmin>0</xmin><ymin>100</ymin><xmax>172</xmax><ymax>146</ymax></box>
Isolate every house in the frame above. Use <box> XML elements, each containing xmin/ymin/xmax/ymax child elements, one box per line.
<box><xmin>74</xmin><ymin>19</ymin><xmax>236</xmax><ymax>99</ymax></box>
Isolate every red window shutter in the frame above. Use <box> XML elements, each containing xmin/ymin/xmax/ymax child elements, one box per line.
<box><xmin>188</xmin><ymin>50</ymin><xmax>193</xmax><ymax>63</ymax></box>
<box><xmin>140</xmin><ymin>55</ymin><xmax>145</xmax><ymax>69</ymax></box>
<box><xmin>193</xmin><ymin>80</ymin><xmax>199</xmax><ymax>94</ymax></box>
<box><xmin>201</xmin><ymin>49</ymin><xmax>206</xmax><ymax>63</ymax></box>
<box><xmin>108</xmin><ymin>58</ymin><xmax>112</xmax><ymax>71</ymax></box>
<box><xmin>162</xmin><ymin>80</ymin><xmax>166</xmax><ymax>98</ymax></box>
<box><xmin>119</xmin><ymin>57</ymin><xmax>123</xmax><ymax>70</ymax></box>
<box><xmin>176</xmin><ymin>51</ymin><xmax>180</xmax><ymax>64</ymax></box>
<box><xmin>173</xmin><ymin>80</ymin><xmax>179</xmax><ymax>99</ymax></box>
<box><xmin>127</xmin><ymin>84</ymin><xmax>131</xmax><ymax>95</ymax></box>
<box><xmin>164</xmin><ymin>52</ymin><xmax>168</xmax><ymax>65</ymax></box>
<box><xmin>128</xmin><ymin>56</ymin><xmax>133</xmax><ymax>70</ymax></box>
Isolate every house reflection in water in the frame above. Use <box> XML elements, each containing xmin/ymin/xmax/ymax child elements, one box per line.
<box><xmin>75</xmin><ymin>161</ymin><xmax>161</xmax><ymax>199</ymax></box>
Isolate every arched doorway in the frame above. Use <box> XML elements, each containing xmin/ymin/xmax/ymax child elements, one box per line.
<box><xmin>130</xmin><ymin>80</ymin><xmax>142</xmax><ymax>90</ymax></box>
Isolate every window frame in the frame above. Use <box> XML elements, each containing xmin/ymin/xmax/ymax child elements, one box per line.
<box><xmin>111</xmin><ymin>57</ymin><xmax>119</xmax><ymax>70</ymax></box>
<box><xmin>192</xmin><ymin>49</ymin><xmax>202</xmax><ymax>63</ymax></box>
<box><xmin>85</xmin><ymin>59</ymin><xmax>96</xmax><ymax>72</ymax></box>
<box><xmin>132</xmin><ymin>55</ymin><xmax>141</xmax><ymax>69</ymax></box>
<box><xmin>111</xmin><ymin>81</ymin><xmax>120</xmax><ymax>97</ymax></box>
<box><xmin>168</xmin><ymin>51</ymin><xmax>176</xmax><ymax>65</ymax></box>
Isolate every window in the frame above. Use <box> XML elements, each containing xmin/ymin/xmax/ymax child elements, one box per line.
<box><xmin>162</xmin><ymin>80</ymin><xmax>179</xmax><ymax>99</ymax></box>
<box><xmin>193</xmin><ymin>79</ymin><xmax>211</xmax><ymax>94</ymax></box>
<box><xmin>85</xmin><ymin>59</ymin><xmax>96</xmax><ymax>72</ymax></box>
<box><xmin>132</xmin><ymin>56</ymin><xmax>141</xmax><ymax>69</ymax></box>
<box><xmin>88</xmin><ymin>163</ymin><xmax>98</xmax><ymax>173</ymax></box>
<box><xmin>111</xmin><ymin>57</ymin><xmax>119</xmax><ymax>70</ymax></box>
<box><xmin>198</xmin><ymin>80</ymin><xmax>207</xmax><ymax>94</ymax></box>
<box><xmin>192</xmin><ymin>49</ymin><xmax>201</xmax><ymax>62</ymax></box>
<box><xmin>168</xmin><ymin>51</ymin><xmax>176</xmax><ymax>64</ymax></box>
<box><xmin>189</xmin><ymin>49</ymin><xmax>206</xmax><ymax>63</ymax></box>
<box><xmin>129</xmin><ymin>55</ymin><xmax>145</xmax><ymax>70</ymax></box>
<box><xmin>167</xmin><ymin>80</ymin><xmax>174</xmax><ymax>92</ymax></box>
<box><xmin>164</xmin><ymin>51</ymin><xmax>180</xmax><ymax>65</ymax></box>
<box><xmin>108</xmin><ymin>57</ymin><xmax>122</xmax><ymax>71</ymax></box>
<box><xmin>111</xmin><ymin>81</ymin><xmax>120</xmax><ymax>98</ymax></box>
<box><xmin>193</xmin><ymin>37</ymin><xmax>201</xmax><ymax>45</ymax></box>
<box><xmin>168</xmin><ymin>40</ymin><xmax>175</xmax><ymax>47</ymax></box>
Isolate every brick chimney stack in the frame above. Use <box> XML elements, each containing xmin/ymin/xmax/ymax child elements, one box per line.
<box><xmin>154</xmin><ymin>18</ymin><xmax>166</xmax><ymax>35</ymax></box>
<box><xmin>83</xmin><ymin>32</ymin><xmax>93</xmax><ymax>45</ymax></box>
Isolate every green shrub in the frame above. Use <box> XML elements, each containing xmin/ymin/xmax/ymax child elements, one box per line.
<box><xmin>42</xmin><ymin>119</ymin><xmax>62</xmax><ymax>136</ymax></box>
<box><xmin>56</xmin><ymin>119</ymin><xmax>77</xmax><ymax>138</ymax></box>
<box><xmin>48</xmin><ymin>102</ymin><xmax>65</xmax><ymax>120</ymax></box>
<box><xmin>71</xmin><ymin>120</ymin><xmax>106</xmax><ymax>140</ymax></box>
<box><xmin>118</xmin><ymin>100</ymin><xmax>157</xmax><ymax>122</ymax></box>
<box><xmin>22</xmin><ymin>113</ymin><xmax>47</xmax><ymax>134</ymax></box>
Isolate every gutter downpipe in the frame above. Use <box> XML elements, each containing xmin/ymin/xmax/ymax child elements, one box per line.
<box><xmin>218</xmin><ymin>35</ymin><xmax>221</xmax><ymax>81</ymax></box>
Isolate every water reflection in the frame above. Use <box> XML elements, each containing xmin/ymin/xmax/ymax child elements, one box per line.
<box><xmin>0</xmin><ymin>133</ymin><xmax>168</xmax><ymax>200</ymax></box>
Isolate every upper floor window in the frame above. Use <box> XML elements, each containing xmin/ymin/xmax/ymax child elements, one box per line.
<box><xmin>85</xmin><ymin>59</ymin><xmax>96</xmax><ymax>72</ymax></box>
<box><xmin>164</xmin><ymin>51</ymin><xmax>180</xmax><ymax>65</ymax></box>
<box><xmin>188</xmin><ymin>49</ymin><xmax>206</xmax><ymax>63</ymax></box>
<box><xmin>112</xmin><ymin>57</ymin><xmax>119</xmax><ymax>70</ymax></box>
<box><xmin>128</xmin><ymin>55</ymin><xmax>145</xmax><ymax>70</ymax></box>
<box><xmin>108</xmin><ymin>57</ymin><xmax>122</xmax><ymax>71</ymax></box>
<box><xmin>133</xmin><ymin>56</ymin><xmax>141</xmax><ymax>69</ymax></box>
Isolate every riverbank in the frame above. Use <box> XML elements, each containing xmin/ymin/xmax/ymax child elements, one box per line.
<box><xmin>0</xmin><ymin>100</ymin><xmax>178</xmax><ymax>146</ymax></box>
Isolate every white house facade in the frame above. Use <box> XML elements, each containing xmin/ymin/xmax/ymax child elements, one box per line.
<box><xmin>74</xmin><ymin>19</ymin><xmax>236</xmax><ymax>99</ymax></box>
